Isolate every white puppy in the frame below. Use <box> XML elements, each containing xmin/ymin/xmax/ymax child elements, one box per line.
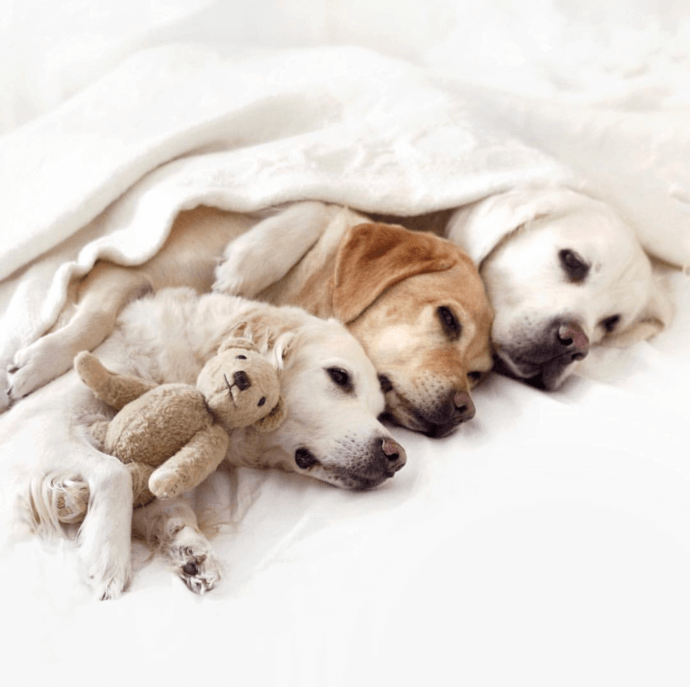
<box><xmin>446</xmin><ymin>186</ymin><xmax>673</xmax><ymax>389</ymax></box>
<box><xmin>4</xmin><ymin>287</ymin><xmax>405</xmax><ymax>599</ymax></box>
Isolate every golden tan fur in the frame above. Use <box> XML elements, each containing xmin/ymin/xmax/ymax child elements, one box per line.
<box><xmin>11</xmin><ymin>202</ymin><xmax>493</xmax><ymax>437</ymax></box>
<box><xmin>216</xmin><ymin>206</ymin><xmax>494</xmax><ymax>436</ymax></box>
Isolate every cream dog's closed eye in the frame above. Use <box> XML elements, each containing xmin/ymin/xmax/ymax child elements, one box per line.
<box><xmin>446</xmin><ymin>186</ymin><xmax>673</xmax><ymax>390</ymax></box>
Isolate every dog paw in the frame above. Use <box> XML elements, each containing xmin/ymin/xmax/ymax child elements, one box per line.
<box><xmin>213</xmin><ymin>231</ymin><xmax>281</xmax><ymax>298</ymax></box>
<box><xmin>213</xmin><ymin>253</ymin><xmax>255</xmax><ymax>297</ymax></box>
<box><xmin>54</xmin><ymin>477</ymin><xmax>90</xmax><ymax>524</ymax></box>
<box><xmin>77</xmin><ymin>498</ymin><xmax>133</xmax><ymax>601</ymax></box>
<box><xmin>167</xmin><ymin>523</ymin><xmax>222</xmax><ymax>594</ymax></box>
<box><xmin>79</xmin><ymin>541</ymin><xmax>132</xmax><ymax>601</ymax></box>
<box><xmin>9</xmin><ymin>340</ymin><xmax>72</xmax><ymax>400</ymax></box>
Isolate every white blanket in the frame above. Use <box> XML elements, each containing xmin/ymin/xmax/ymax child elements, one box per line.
<box><xmin>1</xmin><ymin>2</ymin><xmax>690</xmax><ymax>685</ymax></box>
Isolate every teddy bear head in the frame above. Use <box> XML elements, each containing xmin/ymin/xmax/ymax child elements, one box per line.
<box><xmin>196</xmin><ymin>337</ymin><xmax>286</xmax><ymax>432</ymax></box>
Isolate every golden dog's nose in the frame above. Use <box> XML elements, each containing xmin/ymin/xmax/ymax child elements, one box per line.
<box><xmin>453</xmin><ymin>391</ymin><xmax>475</xmax><ymax>422</ymax></box>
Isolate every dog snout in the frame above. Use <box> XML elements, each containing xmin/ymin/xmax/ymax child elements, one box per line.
<box><xmin>377</xmin><ymin>437</ymin><xmax>407</xmax><ymax>475</ymax></box>
<box><xmin>453</xmin><ymin>391</ymin><xmax>476</xmax><ymax>422</ymax></box>
<box><xmin>234</xmin><ymin>370</ymin><xmax>251</xmax><ymax>390</ymax></box>
<box><xmin>421</xmin><ymin>389</ymin><xmax>476</xmax><ymax>438</ymax></box>
<box><xmin>556</xmin><ymin>321</ymin><xmax>589</xmax><ymax>361</ymax></box>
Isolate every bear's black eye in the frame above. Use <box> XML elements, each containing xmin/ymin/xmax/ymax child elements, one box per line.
<box><xmin>467</xmin><ymin>371</ymin><xmax>482</xmax><ymax>383</ymax></box>
<box><xmin>600</xmin><ymin>314</ymin><xmax>621</xmax><ymax>333</ymax></box>
<box><xmin>559</xmin><ymin>249</ymin><xmax>590</xmax><ymax>283</ymax></box>
<box><xmin>236</xmin><ymin>354</ymin><xmax>247</xmax><ymax>360</ymax></box>
<box><xmin>327</xmin><ymin>367</ymin><xmax>352</xmax><ymax>392</ymax></box>
<box><xmin>257</xmin><ymin>396</ymin><xmax>266</xmax><ymax>407</ymax></box>
<box><xmin>437</xmin><ymin>306</ymin><xmax>461</xmax><ymax>340</ymax></box>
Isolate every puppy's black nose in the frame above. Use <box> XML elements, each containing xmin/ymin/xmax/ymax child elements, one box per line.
<box><xmin>234</xmin><ymin>370</ymin><xmax>251</xmax><ymax>390</ymax></box>
<box><xmin>556</xmin><ymin>321</ymin><xmax>589</xmax><ymax>361</ymax></box>
<box><xmin>378</xmin><ymin>438</ymin><xmax>407</xmax><ymax>475</ymax></box>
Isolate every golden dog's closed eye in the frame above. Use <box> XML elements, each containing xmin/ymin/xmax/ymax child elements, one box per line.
<box><xmin>437</xmin><ymin>305</ymin><xmax>462</xmax><ymax>339</ymax></box>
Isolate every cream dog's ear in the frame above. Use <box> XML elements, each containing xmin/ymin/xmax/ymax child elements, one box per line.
<box><xmin>217</xmin><ymin>336</ymin><xmax>260</xmax><ymax>354</ymax></box>
<box><xmin>331</xmin><ymin>222</ymin><xmax>457</xmax><ymax>324</ymax></box>
<box><xmin>604</xmin><ymin>267</ymin><xmax>675</xmax><ymax>347</ymax></box>
<box><xmin>446</xmin><ymin>185</ymin><xmax>587</xmax><ymax>266</ymax></box>
<box><xmin>227</xmin><ymin>309</ymin><xmax>293</xmax><ymax>355</ymax></box>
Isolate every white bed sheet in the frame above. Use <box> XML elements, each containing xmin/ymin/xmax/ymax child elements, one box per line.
<box><xmin>1</xmin><ymin>2</ymin><xmax>689</xmax><ymax>686</ymax></box>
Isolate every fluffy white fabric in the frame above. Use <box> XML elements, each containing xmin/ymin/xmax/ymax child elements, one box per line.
<box><xmin>1</xmin><ymin>1</ymin><xmax>689</xmax><ymax>685</ymax></box>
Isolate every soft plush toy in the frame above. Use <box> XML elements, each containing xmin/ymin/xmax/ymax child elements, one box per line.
<box><xmin>74</xmin><ymin>338</ymin><xmax>286</xmax><ymax>507</ymax></box>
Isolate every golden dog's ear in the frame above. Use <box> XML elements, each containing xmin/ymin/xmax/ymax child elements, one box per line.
<box><xmin>332</xmin><ymin>222</ymin><xmax>455</xmax><ymax>324</ymax></box>
<box><xmin>253</xmin><ymin>396</ymin><xmax>288</xmax><ymax>433</ymax></box>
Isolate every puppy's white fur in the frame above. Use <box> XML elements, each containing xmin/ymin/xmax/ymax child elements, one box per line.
<box><xmin>5</xmin><ymin>287</ymin><xmax>404</xmax><ymax>598</ymax></box>
<box><xmin>446</xmin><ymin>186</ymin><xmax>673</xmax><ymax>388</ymax></box>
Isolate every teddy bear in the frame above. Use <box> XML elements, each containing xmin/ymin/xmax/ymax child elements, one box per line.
<box><xmin>74</xmin><ymin>337</ymin><xmax>286</xmax><ymax>507</ymax></box>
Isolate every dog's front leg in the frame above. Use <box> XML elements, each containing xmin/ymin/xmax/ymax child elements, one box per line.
<box><xmin>132</xmin><ymin>498</ymin><xmax>222</xmax><ymax>594</ymax></box>
<box><xmin>213</xmin><ymin>201</ymin><xmax>334</xmax><ymax>297</ymax></box>
<box><xmin>9</xmin><ymin>265</ymin><xmax>152</xmax><ymax>402</ymax></box>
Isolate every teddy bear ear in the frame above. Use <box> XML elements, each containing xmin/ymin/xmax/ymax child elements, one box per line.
<box><xmin>218</xmin><ymin>336</ymin><xmax>260</xmax><ymax>354</ymax></box>
<box><xmin>252</xmin><ymin>396</ymin><xmax>288</xmax><ymax>433</ymax></box>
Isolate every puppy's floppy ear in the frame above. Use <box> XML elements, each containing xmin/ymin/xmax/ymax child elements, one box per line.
<box><xmin>332</xmin><ymin>222</ymin><xmax>455</xmax><ymax>324</ymax></box>
<box><xmin>605</xmin><ymin>267</ymin><xmax>675</xmax><ymax>347</ymax></box>
<box><xmin>229</xmin><ymin>309</ymin><xmax>295</xmax><ymax>355</ymax></box>
<box><xmin>446</xmin><ymin>185</ymin><xmax>586</xmax><ymax>266</ymax></box>
<box><xmin>218</xmin><ymin>336</ymin><xmax>260</xmax><ymax>354</ymax></box>
<box><xmin>252</xmin><ymin>396</ymin><xmax>288</xmax><ymax>432</ymax></box>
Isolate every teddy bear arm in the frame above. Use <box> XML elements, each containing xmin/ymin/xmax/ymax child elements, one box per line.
<box><xmin>148</xmin><ymin>424</ymin><xmax>229</xmax><ymax>500</ymax></box>
<box><xmin>75</xmin><ymin>351</ymin><xmax>158</xmax><ymax>410</ymax></box>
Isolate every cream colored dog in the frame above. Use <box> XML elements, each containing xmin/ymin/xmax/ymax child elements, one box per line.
<box><xmin>444</xmin><ymin>186</ymin><xmax>673</xmax><ymax>389</ymax></box>
<box><xmin>9</xmin><ymin>287</ymin><xmax>405</xmax><ymax>598</ymax></box>
<box><xmin>8</xmin><ymin>202</ymin><xmax>493</xmax><ymax>437</ymax></box>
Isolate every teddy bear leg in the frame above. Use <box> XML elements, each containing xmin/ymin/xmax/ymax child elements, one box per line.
<box><xmin>127</xmin><ymin>463</ymin><xmax>157</xmax><ymax>508</ymax></box>
<box><xmin>148</xmin><ymin>425</ymin><xmax>229</xmax><ymax>500</ymax></box>
<box><xmin>131</xmin><ymin>498</ymin><xmax>222</xmax><ymax>594</ymax></box>
<box><xmin>74</xmin><ymin>351</ymin><xmax>158</xmax><ymax>410</ymax></box>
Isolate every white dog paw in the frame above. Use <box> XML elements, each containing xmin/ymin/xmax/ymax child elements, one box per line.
<box><xmin>9</xmin><ymin>340</ymin><xmax>71</xmax><ymax>400</ymax></box>
<box><xmin>213</xmin><ymin>245</ymin><xmax>258</xmax><ymax>297</ymax></box>
<box><xmin>93</xmin><ymin>575</ymin><xmax>129</xmax><ymax>601</ymax></box>
<box><xmin>55</xmin><ymin>477</ymin><xmax>90</xmax><ymax>524</ymax></box>
<box><xmin>167</xmin><ymin>523</ymin><xmax>222</xmax><ymax>594</ymax></box>
<box><xmin>78</xmin><ymin>518</ymin><xmax>132</xmax><ymax>600</ymax></box>
<box><xmin>81</xmin><ymin>549</ymin><xmax>132</xmax><ymax>601</ymax></box>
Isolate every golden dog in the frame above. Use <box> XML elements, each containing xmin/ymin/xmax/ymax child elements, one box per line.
<box><xmin>10</xmin><ymin>201</ymin><xmax>493</xmax><ymax>437</ymax></box>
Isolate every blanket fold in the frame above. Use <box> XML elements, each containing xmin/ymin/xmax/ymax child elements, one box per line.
<box><xmin>1</xmin><ymin>43</ymin><xmax>688</xmax><ymax>378</ymax></box>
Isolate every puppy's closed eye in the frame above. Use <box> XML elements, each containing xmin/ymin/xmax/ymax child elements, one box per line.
<box><xmin>559</xmin><ymin>249</ymin><xmax>590</xmax><ymax>283</ymax></box>
<box><xmin>326</xmin><ymin>367</ymin><xmax>353</xmax><ymax>393</ymax></box>
<box><xmin>600</xmin><ymin>314</ymin><xmax>621</xmax><ymax>333</ymax></box>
